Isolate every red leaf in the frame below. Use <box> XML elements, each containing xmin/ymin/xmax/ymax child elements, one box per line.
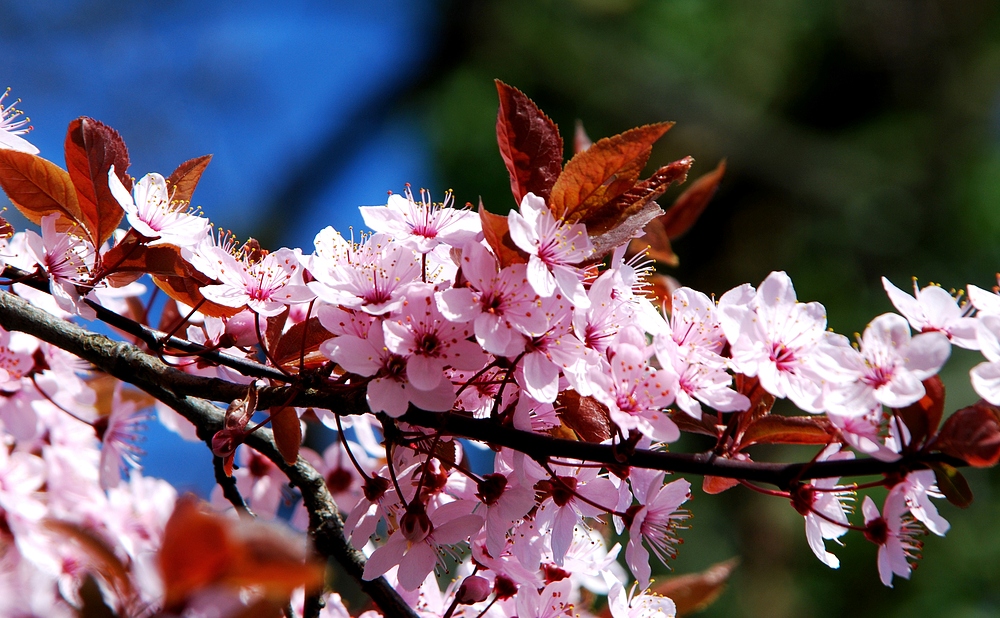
<box><xmin>548</xmin><ymin>122</ymin><xmax>672</xmax><ymax>225</ymax></box>
<box><xmin>64</xmin><ymin>117</ymin><xmax>130</xmax><ymax>246</ymax></box>
<box><xmin>556</xmin><ymin>391</ymin><xmax>612</xmax><ymax>443</ymax></box>
<box><xmin>932</xmin><ymin>400</ymin><xmax>1000</xmax><ymax>467</ymax></box>
<box><xmin>739</xmin><ymin>415</ymin><xmax>834</xmax><ymax>447</ymax></box>
<box><xmin>272</xmin><ymin>316</ymin><xmax>334</xmax><ymax>370</ymax></box>
<box><xmin>0</xmin><ymin>149</ymin><xmax>84</xmax><ymax>233</ymax></box>
<box><xmin>703</xmin><ymin>475</ymin><xmax>739</xmax><ymax>494</ymax></box>
<box><xmin>651</xmin><ymin>557</ymin><xmax>739</xmax><ymax>616</ymax></box>
<box><xmin>495</xmin><ymin>81</ymin><xmax>563</xmax><ymax>204</ymax></box>
<box><xmin>166</xmin><ymin>154</ymin><xmax>212</xmax><ymax>204</ymax></box>
<box><xmin>159</xmin><ymin>496</ymin><xmax>324</xmax><ymax>609</ymax></box>
<box><xmin>587</xmin><ymin>198</ymin><xmax>664</xmax><ymax>261</ymax></box>
<box><xmin>151</xmin><ymin>275</ymin><xmax>242</xmax><ymax>319</ymax></box>
<box><xmin>270</xmin><ymin>406</ymin><xmax>302</xmax><ymax>466</ymax></box>
<box><xmin>660</xmin><ymin>159</ymin><xmax>726</xmax><ymax>240</ymax></box>
<box><xmin>896</xmin><ymin>375</ymin><xmax>945</xmax><ymax>450</ymax></box>
<box><xmin>479</xmin><ymin>202</ymin><xmax>527</xmax><ymax>267</ymax></box>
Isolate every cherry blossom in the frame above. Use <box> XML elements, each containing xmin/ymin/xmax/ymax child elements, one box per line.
<box><xmin>360</xmin><ymin>185</ymin><xmax>480</xmax><ymax>253</ymax></box>
<box><xmin>108</xmin><ymin>167</ymin><xmax>210</xmax><ymax>248</ymax></box>
<box><xmin>200</xmin><ymin>246</ymin><xmax>314</xmax><ymax>317</ymax></box>
<box><xmin>719</xmin><ymin>271</ymin><xmax>844</xmax><ymax>412</ymax></box>
<box><xmin>0</xmin><ymin>87</ymin><xmax>39</xmax><ymax>154</ymax></box>
<box><xmin>882</xmin><ymin>277</ymin><xmax>978</xmax><ymax>349</ymax></box>
<box><xmin>362</xmin><ymin>499</ymin><xmax>484</xmax><ymax>591</ymax></box>
<box><xmin>790</xmin><ymin>445</ymin><xmax>854</xmax><ymax>569</ymax></box>
<box><xmin>821</xmin><ymin>313</ymin><xmax>950</xmax><ymax>417</ymax></box>
<box><xmin>508</xmin><ymin>192</ymin><xmax>593</xmax><ymax>308</ymax></box>
<box><xmin>863</xmin><ymin>488</ymin><xmax>924</xmax><ymax>587</ymax></box>
<box><xmin>624</xmin><ymin>472</ymin><xmax>690</xmax><ymax>590</ymax></box>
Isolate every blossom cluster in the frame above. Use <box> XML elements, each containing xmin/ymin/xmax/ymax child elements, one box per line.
<box><xmin>0</xmin><ymin>85</ymin><xmax>997</xmax><ymax>617</ymax></box>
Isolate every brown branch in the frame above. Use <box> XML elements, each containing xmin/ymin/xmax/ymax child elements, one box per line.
<box><xmin>0</xmin><ymin>288</ymin><xmax>969</xmax><ymax>491</ymax></box>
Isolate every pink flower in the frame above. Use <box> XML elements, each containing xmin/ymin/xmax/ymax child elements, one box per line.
<box><xmin>591</xmin><ymin>331</ymin><xmax>679</xmax><ymax>443</ymax></box>
<box><xmin>718</xmin><ymin>272</ymin><xmax>845</xmax><ymax>412</ymax></box>
<box><xmin>108</xmin><ymin>167</ymin><xmax>210</xmax><ymax>248</ymax></box>
<box><xmin>518</xmin><ymin>298</ymin><xmax>596</xmax><ymax>403</ymax></box>
<box><xmin>508</xmin><ymin>192</ymin><xmax>593</xmax><ymax>309</ymax></box>
<box><xmin>475</xmin><ymin>472</ymin><xmax>535</xmax><ymax>559</ymax></box>
<box><xmin>24</xmin><ymin>214</ymin><xmax>96</xmax><ymax>318</ymax></box>
<box><xmin>790</xmin><ymin>445</ymin><xmax>854</xmax><ymax>569</ymax></box>
<box><xmin>514</xmin><ymin>578</ymin><xmax>574</xmax><ymax>618</ymax></box>
<box><xmin>438</xmin><ymin>241</ymin><xmax>547</xmax><ymax>357</ymax></box>
<box><xmin>624</xmin><ymin>473</ymin><xmax>690</xmax><ymax>590</ymax></box>
<box><xmin>323</xmin><ymin>321</ymin><xmax>456</xmax><ymax>417</ymax></box>
<box><xmin>896</xmin><ymin>470</ymin><xmax>949</xmax><ymax>537</ymax></box>
<box><xmin>200</xmin><ymin>246</ymin><xmax>314</xmax><ymax>317</ymax></box>
<box><xmin>308</xmin><ymin>230</ymin><xmax>420</xmax><ymax>315</ymax></box>
<box><xmin>534</xmin><ymin>466</ymin><xmax>617</xmax><ymax>565</ymax></box>
<box><xmin>971</xmin><ymin>314</ymin><xmax>1000</xmax><ymax>404</ymax></box>
<box><xmin>97</xmin><ymin>385</ymin><xmax>153</xmax><ymax>490</ymax></box>
<box><xmin>359</xmin><ymin>185</ymin><xmax>480</xmax><ymax>253</ymax></box>
<box><xmin>883</xmin><ymin>277</ymin><xmax>978</xmax><ymax>349</ymax></box>
<box><xmin>863</xmin><ymin>488</ymin><xmax>924</xmax><ymax>587</ymax></box>
<box><xmin>0</xmin><ymin>87</ymin><xmax>39</xmax><ymax>154</ymax></box>
<box><xmin>382</xmin><ymin>284</ymin><xmax>488</xmax><ymax>391</ymax></box>
<box><xmin>821</xmin><ymin>313</ymin><xmax>950</xmax><ymax>417</ymax></box>
<box><xmin>603</xmin><ymin>571</ymin><xmax>677</xmax><ymax>618</ymax></box>
<box><xmin>362</xmin><ymin>499</ymin><xmax>484</xmax><ymax>591</ymax></box>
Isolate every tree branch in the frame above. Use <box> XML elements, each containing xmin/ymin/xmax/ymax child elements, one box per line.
<box><xmin>0</xmin><ymin>288</ymin><xmax>968</xmax><ymax>491</ymax></box>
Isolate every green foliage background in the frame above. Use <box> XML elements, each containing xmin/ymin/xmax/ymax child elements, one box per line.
<box><xmin>417</xmin><ymin>1</ymin><xmax>1000</xmax><ymax>615</ymax></box>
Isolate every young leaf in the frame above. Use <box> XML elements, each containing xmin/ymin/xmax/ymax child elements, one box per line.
<box><xmin>932</xmin><ymin>400</ymin><xmax>1000</xmax><ymax>467</ymax></box>
<box><xmin>930</xmin><ymin>462</ymin><xmax>974</xmax><ymax>508</ymax></box>
<box><xmin>272</xmin><ymin>316</ymin><xmax>333</xmax><ymax>370</ymax></box>
<box><xmin>659</xmin><ymin>159</ymin><xmax>726</xmax><ymax>240</ymax></box>
<box><xmin>151</xmin><ymin>275</ymin><xmax>242</xmax><ymax>319</ymax></box>
<box><xmin>270</xmin><ymin>406</ymin><xmax>302</xmax><ymax>466</ymax></box>
<box><xmin>166</xmin><ymin>154</ymin><xmax>212</xmax><ymax>204</ymax></box>
<box><xmin>64</xmin><ymin>117</ymin><xmax>130</xmax><ymax>246</ymax></box>
<box><xmin>495</xmin><ymin>80</ymin><xmax>563</xmax><ymax>204</ymax></box>
<box><xmin>479</xmin><ymin>202</ymin><xmax>527</xmax><ymax>267</ymax></box>
<box><xmin>0</xmin><ymin>149</ymin><xmax>84</xmax><ymax>233</ymax></box>
<box><xmin>703</xmin><ymin>475</ymin><xmax>739</xmax><ymax>494</ymax></box>
<box><xmin>650</xmin><ymin>557</ymin><xmax>739</xmax><ymax>616</ymax></box>
<box><xmin>739</xmin><ymin>415</ymin><xmax>834</xmax><ymax>447</ymax></box>
<box><xmin>548</xmin><ymin>122</ymin><xmax>672</xmax><ymax>223</ymax></box>
<box><xmin>556</xmin><ymin>390</ymin><xmax>612</xmax><ymax>443</ymax></box>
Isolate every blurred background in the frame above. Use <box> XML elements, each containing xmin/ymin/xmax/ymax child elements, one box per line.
<box><xmin>5</xmin><ymin>0</ymin><xmax>1000</xmax><ymax>615</ymax></box>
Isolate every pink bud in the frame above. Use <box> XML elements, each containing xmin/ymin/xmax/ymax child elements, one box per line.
<box><xmin>211</xmin><ymin>429</ymin><xmax>239</xmax><ymax>458</ymax></box>
<box><xmin>455</xmin><ymin>575</ymin><xmax>491</xmax><ymax>605</ymax></box>
<box><xmin>224</xmin><ymin>310</ymin><xmax>262</xmax><ymax>347</ymax></box>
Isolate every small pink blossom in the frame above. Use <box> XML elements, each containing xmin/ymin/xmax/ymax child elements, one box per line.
<box><xmin>360</xmin><ymin>186</ymin><xmax>480</xmax><ymax>253</ymax></box>
<box><xmin>508</xmin><ymin>192</ymin><xmax>593</xmax><ymax>309</ymax></box>
<box><xmin>624</xmin><ymin>473</ymin><xmax>690</xmax><ymax>590</ymax></box>
<box><xmin>821</xmin><ymin>313</ymin><xmax>950</xmax><ymax>417</ymax></box>
<box><xmin>108</xmin><ymin>167</ymin><xmax>210</xmax><ymax>248</ymax></box>
<box><xmin>718</xmin><ymin>271</ymin><xmax>838</xmax><ymax>412</ymax></box>
<box><xmin>863</xmin><ymin>487</ymin><xmax>924</xmax><ymax>587</ymax></box>
<box><xmin>200</xmin><ymin>246</ymin><xmax>314</xmax><ymax>317</ymax></box>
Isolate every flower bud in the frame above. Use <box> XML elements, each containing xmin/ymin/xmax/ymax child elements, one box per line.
<box><xmin>400</xmin><ymin>502</ymin><xmax>433</xmax><ymax>543</ymax></box>
<box><xmin>455</xmin><ymin>575</ymin><xmax>491</xmax><ymax>605</ymax></box>
<box><xmin>223</xmin><ymin>310</ymin><xmax>262</xmax><ymax>347</ymax></box>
